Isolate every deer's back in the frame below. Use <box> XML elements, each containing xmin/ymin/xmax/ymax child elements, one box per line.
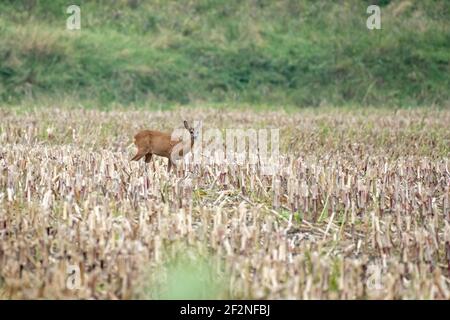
<box><xmin>134</xmin><ymin>130</ymin><xmax>179</xmax><ymax>157</ymax></box>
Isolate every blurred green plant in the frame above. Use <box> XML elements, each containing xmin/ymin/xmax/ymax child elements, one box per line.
<box><xmin>136</xmin><ymin>241</ymin><xmax>229</xmax><ymax>299</ymax></box>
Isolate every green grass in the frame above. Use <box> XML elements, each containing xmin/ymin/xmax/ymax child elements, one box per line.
<box><xmin>0</xmin><ymin>0</ymin><xmax>449</xmax><ymax>108</ymax></box>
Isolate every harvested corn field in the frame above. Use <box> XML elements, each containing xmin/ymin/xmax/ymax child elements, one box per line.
<box><xmin>0</xmin><ymin>107</ymin><xmax>449</xmax><ymax>299</ymax></box>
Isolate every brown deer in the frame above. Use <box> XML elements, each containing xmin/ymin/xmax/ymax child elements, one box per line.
<box><xmin>131</xmin><ymin>120</ymin><xmax>198</xmax><ymax>172</ymax></box>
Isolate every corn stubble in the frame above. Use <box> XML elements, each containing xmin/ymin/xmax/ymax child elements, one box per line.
<box><xmin>0</xmin><ymin>107</ymin><xmax>449</xmax><ymax>299</ymax></box>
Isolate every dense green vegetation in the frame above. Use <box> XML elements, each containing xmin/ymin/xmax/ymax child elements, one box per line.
<box><xmin>0</xmin><ymin>0</ymin><xmax>449</xmax><ymax>107</ymax></box>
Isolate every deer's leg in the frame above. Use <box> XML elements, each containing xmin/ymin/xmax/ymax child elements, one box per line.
<box><xmin>171</xmin><ymin>161</ymin><xmax>177</xmax><ymax>173</ymax></box>
<box><xmin>167</xmin><ymin>159</ymin><xmax>177</xmax><ymax>173</ymax></box>
<box><xmin>131</xmin><ymin>150</ymin><xmax>146</xmax><ymax>161</ymax></box>
<box><xmin>145</xmin><ymin>153</ymin><xmax>153</xmax><ymax>163</ymax></box>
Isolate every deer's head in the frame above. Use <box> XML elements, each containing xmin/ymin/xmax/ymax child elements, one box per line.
<box><xmin>184</xmin><ymin>120</ymin><xmax>200</xmax><ymax>141</ymax></box>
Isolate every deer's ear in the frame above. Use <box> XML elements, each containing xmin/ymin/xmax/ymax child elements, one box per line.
<box><xmin>184</xmin><ymin>120</ymin><xmax>190</xmax><ymax>129</ymax></box>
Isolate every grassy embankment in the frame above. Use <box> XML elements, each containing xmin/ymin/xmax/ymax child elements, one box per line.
<box><xmin>0</xmin><ymin>0</ymin><xmax>449</xmax><ymax>108</ymax></box>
